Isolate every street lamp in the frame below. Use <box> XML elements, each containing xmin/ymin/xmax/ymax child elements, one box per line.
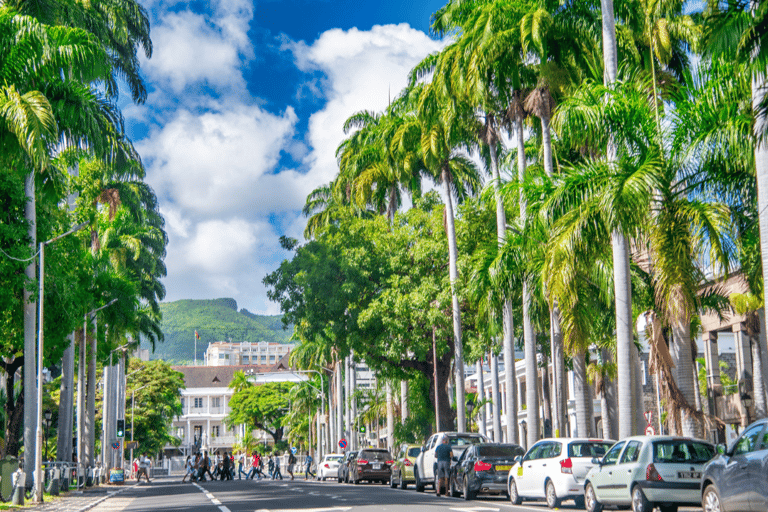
<box><xmin>35</xmin><ymin>221</ymin><xmax>88</xmax><ymax>502</ymax></box>
<box><xmin>130</xmin><ymin>384</ymin><xmax>149</xmax><ymax>470</ymax></box>
<box><xmin>44</xmin><ymin>409</ymin><xmax>52</xmax><ymax>461</ymax></box>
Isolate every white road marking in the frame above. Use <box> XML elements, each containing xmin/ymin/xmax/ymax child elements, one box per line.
<box><xmin>193</xmin><ymin>482</ymin><xmax>231</xmax><ymax>512</ymax></box>
<box><xmin>449</xmin><ymin>507</ymin><xmax>500</xmax><ymax>512</ymax></box>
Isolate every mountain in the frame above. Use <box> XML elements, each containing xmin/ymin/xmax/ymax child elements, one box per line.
<box><xmin>140</xmin><ymin>298</ymin><xmax>294</xmax><ymax>364</ymax></box>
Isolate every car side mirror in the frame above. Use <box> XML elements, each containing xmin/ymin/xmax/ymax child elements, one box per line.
<box><xmin>421</xmin><ymin>447</ymin><xmax>425</xmax><ymax>453</ymax></box>
<box><xmin>514</xmin><ymin>455</ymin><xmax>522</xmax><ymax>464</ymax></box>
<box><xmin>591</xmin><ymin>457</ymin><xmax>603</xmax><ymax>466</ymax></box>
<box><xmin>716</xmin><ymin>444</ymin><xmax>726</xmax><ymax>456</ymax></box>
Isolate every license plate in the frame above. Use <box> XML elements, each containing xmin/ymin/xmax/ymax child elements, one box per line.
<box><xmin>495</xmin><ymin>465</ymin><xmax>512</xmax><ymax>471</ymax></box>
<box><xmin>678</xmin><ymin>471</ymin><xmax>701</xmax><ymax>479</ymax></box>
<box><xmin>372</xmin><ymin>464</ymin><xmax>381</xmax><ymax>470</ymax></box>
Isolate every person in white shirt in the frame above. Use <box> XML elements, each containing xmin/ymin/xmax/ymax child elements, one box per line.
<box><xmin>137</xmin><ymin>453</ymin><xmax>151</xmax><ymax>483</ymax></box>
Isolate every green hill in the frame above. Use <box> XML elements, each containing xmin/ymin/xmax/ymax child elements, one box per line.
<box><xmin>140</xmin><ymin>298</ymin><xmax>294</xmax><ymax>363</ymax></box>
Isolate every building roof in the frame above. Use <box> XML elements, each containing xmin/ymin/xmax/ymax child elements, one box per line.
<box><xmin>172</xmin><ymin>359</ymin><xmax>292</xmax><ymax>389</ymax></box>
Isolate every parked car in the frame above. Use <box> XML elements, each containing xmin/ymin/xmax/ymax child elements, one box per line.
<box><xmin>390</xmin><ymin>444</ymin><xmax>421</xmax><ymax>489</ymax></box>
<box><xmin>338</xmin><ymin>451</ymin><xmax>357</xmax><ymax>483</ymax></box>
<box><xmin>317</xmin><ymin>453</ymin><xmax>344</xmax><ymax>481</ymax></box>
<box><xmin>414</xmin><ymin>431</ymin><xmax>489</xmax><ymax>492</ymax></box>
<box><xmin>450</xmin><ymin>443</ymin><xmax>524</xmax><ymax>500</ymax></box>
<box><xmin>350</xmin><ymin>448</ymin><xmax>394</xmax><ymax>484</ymax></box>
<box><xmin>584</xmin><ymin>436</ymin><xmax>715</xmax><ymax>512</ymax></box>
<box><xmin>701</xmin><ymin>418</ymin><xmax>768</xmax><ymax>512</ymax></box>
<box><xmin>507</xmin><ymin>437</ymin><xmax>614</xmax><ymax>508</ymax></box>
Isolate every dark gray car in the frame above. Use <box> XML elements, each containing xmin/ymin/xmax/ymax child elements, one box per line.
<box><xmin>701</xmin><ymin>418</ymin><xmax>768</xmax><ymax>512</ymax></box>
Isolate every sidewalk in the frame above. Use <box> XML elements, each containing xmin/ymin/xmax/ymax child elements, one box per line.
<box><xmin>18</xmin><ymin>481</ymin><xmax>137</xmax><ymax>512</ymax></box>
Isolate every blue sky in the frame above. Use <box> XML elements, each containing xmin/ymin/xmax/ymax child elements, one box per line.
<box><xmin>126</xmin><ymin>0</ymin><xmax>446</xmax><ymax>314</ymax></box>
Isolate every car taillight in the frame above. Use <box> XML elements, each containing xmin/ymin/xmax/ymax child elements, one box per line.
<box><xmin>357</xmin><ymin>459</ymin><xmax>368</xmax><ymax>465</ymax></box>
<box><xmin>560</xmin><ymin>458</ymin><xmax>573</xmax><ymax>474</ymax></box>
<box><xmin>646</xmin><ymin>463</ymin><xmax>663</xmax><ymax>481</ymax></box>
<box><xmin>386</xmin><ymin>460</ymin><xmax>395</xmax><ymax>465</ymax></box>
<box><xmin>474</xmin><ymin>461</ymin><xmax>493</xmax><ymax>472</ymax></box>
<box><xmin>324</xmin><ymin>463</ymin><xmax>329</xmax><ymax>468</ymax></box>
<box><xmin>404</xmin><ymin>459</ymin><xmax>412</xmax><ymax>466</ymax></box>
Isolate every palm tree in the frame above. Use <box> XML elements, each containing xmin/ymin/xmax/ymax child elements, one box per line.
<box><xmin>394</xmin><ymin>82</ymin><xmax>482</xmax><ymax>432</ymax></box>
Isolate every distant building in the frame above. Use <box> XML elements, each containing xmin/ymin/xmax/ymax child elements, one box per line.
<box><xmin>204</xmin><ymin>340</ymin><xmax>294</xmax><ymax>366</ymax></box>
<box><xmin>167</xmin><ymin>354</ymin><xmax>292</xmax><ymax>457</ymax></box>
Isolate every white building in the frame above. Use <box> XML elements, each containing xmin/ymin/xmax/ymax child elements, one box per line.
<box><xmin>204</xmin><ymin>341</ymin><xmax>294</xmax><ymax>366</ymax></box>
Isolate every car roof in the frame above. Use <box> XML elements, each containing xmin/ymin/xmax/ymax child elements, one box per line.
<box><xmin>621</xmin><ymin>436</ymin><xmax>714</xmax><ymax>443</ymax></box>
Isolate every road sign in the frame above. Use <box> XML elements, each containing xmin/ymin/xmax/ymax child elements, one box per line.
<box><xmin>291</xmin><ymin>446</ymin><xmax>297</xmax><ymax>454</ymax></box>
<box><xmin>644</xmin><ymin>411</ymin><xmax>653</xmax><ymax>425</ymax></box>
<box><xmin>339</xmin><ymin>438</ymin><xmax>347</xmax><ymax>450</ymax></box>
<box><xmin>645</xmin><ymin>425</ymin><xmax>656</xmax><ymax>435</ymax></box>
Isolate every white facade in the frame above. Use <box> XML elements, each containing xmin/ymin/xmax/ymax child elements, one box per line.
<box><xmin>204</xmin><ymin>341</ymin><xmax>294</xmax><ymax>366</ymax></box>
<box><xmin>175</xmin><ymin>386</ymin><xmax>237</xmax><ymax>454</ymax></box>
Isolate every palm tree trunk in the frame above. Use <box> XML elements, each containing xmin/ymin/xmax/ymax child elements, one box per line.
<box><xmin>759</xmin><ymin>309</ymin><xmax>768</xmax><ymax>413</ymax></box>
<box><xmin>443</xmin><ymin>171</ymin><xmax>466</xmax><ymax>432</ymax></box>
<box><xmin>400</xmin><ymin>380</ymin><xmax>408</xmax><ymax>424</ymax></box>
<box><xmin>386</xmin><ymin>382</ymin><xmax>394</xmax><ymax>451</ymax></box>
<box><xmin>23</xmin><ymin>171</ymin><xmax>36</xmax><ymax>487</ymax></box>
<box><xmin>751</xmin><ymin>332</ymin><xmax>767</xmax><ymax>418</ymax></box>
<box><xmin>476</xmin><ymin>359</ymin><xmax>487</xmax><ymax>436</ymax></box>
<box><xmin>86</xmin><ymin>317</ymin><xmax>97</xmax><ymax>468</ymax></box>
<box><xmin>599</xmin><ymin>348</ymin><xmax>615</xmax><ymax>440</ymax></box>
<box><xmin>552</xmin><ymin>307</ymin><xmax>564</xmax><ymax>438</ymax></box>
<box><xmin>541</xmin><ymin>113</ymin><xmax>554</xmax><ymax>178</ymax></box>
<box><xmin>57</xmin><ymin>333</ymin><xmax>75</xmax><ymax>462</ymax></box>
<box><xmin>671</xmin><ymin>320</ymin><xmax>697</xmax><ymax>437</ymax></box>
<box><xmin>573</xmin><ymin>350</ymin><xmax>591</xmax><ymax>437</ymax></box>
<box><xmin>754</xmin><ymin>70</ymin><xmax>768</xmax><ymax>403</ymax></box>
<box><xmin>541</xmin><ymin>350</ymin><xmax>552</xmax><ymax>436</ymax></box>
<box><xmin>489</xmin><ymin>138</ymin><xmax>519</xmax><ymax>444</ymax></box>
<box><xmin>490</xmin><ymin>351</ymin><xmax>502</xmax><ymax>441</ymax></box>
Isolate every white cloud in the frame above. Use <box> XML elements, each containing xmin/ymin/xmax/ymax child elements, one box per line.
<box><xmin>290</xmin><ymin>24</ymin><xmax>445</xmax><ymax>191</ymax></box>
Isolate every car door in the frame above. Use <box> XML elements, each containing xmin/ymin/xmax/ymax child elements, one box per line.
<box><xmin>455</xmin><ymin>446</ymin><xmax>473</xmax><ymax>492</ymax></box>
<box><xmin>422</xmin><ymin>435</ymin><xmax>437</xmax><ymax>481</ymax></box>
<box><xmin>752</xmin><ymin>425</ymin><xmax>768</xmax><ymax>511</ymax></box>
<box><xmin>611</xmin><ymin>440</ymin><xmax>643</xmax><ymax>506</ymax></box>
<box><xmin>530</xmin><ymin>442</ymin><xmax>561</xmax><ymax>498</ymax></box>
<box><xmin>516</xmin><ymin>442</ymin><xmax>544</xmax><ymax>496</ymax></box>
<box><xmin>589</xmin><ymin>440</ymin><xmax>626</xmax><ymax>504</ymax></box>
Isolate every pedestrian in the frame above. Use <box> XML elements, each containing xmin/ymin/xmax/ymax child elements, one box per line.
<box><xmin>238</xmin><ymin>452</ymin><xmax>248</xmax><ymax>479</ymax></box>
<box><xmin>192</xmin><ymin>453</ymin><xmax>201</xmax><ymax>482</ymax></box>
<box><xmin>182</xmin><ymin>456</ymin><xmax>194</xmax><ymax>483</ymax></box>
<box><xmin>304</xmin><ymin>451</ymin><xmax>315</xmax><ymax>480</ymax></box>
<box><xmin>202</xmin><ymin>451</ymin><xmax>214</xmax><ymax>481</ymax></box>
<box><xmin>267</xmin><ymin>455</ymin><xmax>275</xmax><ymax>479</ymax></box>
<box><xmin>229</xmin><ymin>453</ymin><xmax>235</xmax><ymax>480</ymax></box>
<box><xmin>137</xmin><ymin>452</ymin><xmax>151</xmax><ymax>483</ymax></box>
<box><xmin>257</xmin><ymin>452</ymin><xmax>264</xmax><ymax>479</ymax></box>
<box><xmin>434</xmin><ymin>437</ymin><xmax>452</xmax><ymax>497</ymax></box>
<box><xmin>287</xmin><ymin>450</ymin><xmax>296</xmax><ymax>480</ymax></box>
<box><xmin>132</xmin><ymin>457</ymin><xmax>139</xmax><ymax>480</ymax></box>
<box><xmin>273</xmin><ymin>452</ymin><xmax>283</xmax><ymax>480</ymax></box>
<box><xmin>221</xmin><ymin>451</ymin><xmax>231</xmax><ymax>481</ymax></box>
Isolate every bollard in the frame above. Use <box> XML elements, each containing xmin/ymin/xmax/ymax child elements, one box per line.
<box><xmin>11</xmin><ymin>468</ymin><xmax>24</xmax><ymax>506</ymax></box>
<box><xmin>48</xmin><ymin>467</ymin><xmax>60</xmax><ymax>496</ymax></box>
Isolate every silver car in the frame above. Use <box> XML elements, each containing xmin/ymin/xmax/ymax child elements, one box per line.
<box><xmin>584</xmin><ymin>436</ymin><xmax>715</xmax><ymax>512</ymax></box>
<box><xmin>701</xmin><ymin>418</ymin><xmax>768</xmax><ymax>512</ymax></box>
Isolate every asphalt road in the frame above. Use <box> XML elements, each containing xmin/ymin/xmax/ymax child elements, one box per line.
<box><xmin>89</xmin><ymin>475</ymin><xmax>704</xmax><ymax>512</ymax></box>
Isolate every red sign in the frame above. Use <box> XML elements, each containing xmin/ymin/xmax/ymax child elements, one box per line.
<box><xmin>339</xmin><ymin>439</ymin><xmax>347</xmax><ymax>449</ymax></box>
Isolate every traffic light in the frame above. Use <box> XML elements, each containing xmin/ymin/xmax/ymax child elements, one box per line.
<box><xmin>359</xmin><ymin>425</ymin><xmax>366</xmax><ymax>434</ymax></box>
<box><xmin>117</xmin><ymin>419</ymin><xmax>125</xmax><ymax>438</ymax></box>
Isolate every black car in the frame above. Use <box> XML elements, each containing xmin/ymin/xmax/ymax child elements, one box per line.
<box><xmin>338</xmin><ymin>451</ymin><xmax>357</xmax><ymax>483</ymax></box>
<box><xmin>450</xmin><ymin>443</ymin><xmax>525</xmax><ymax>500</ymax></box>
<box><xmin>350</xmin><ymin>448</ymin><xmax>393</xmax><ymax>484</ymax></box>
<box><xmin>701</xmin><ymin>418</ymin><xmax>768</xmax><ymax>512</ymax></box>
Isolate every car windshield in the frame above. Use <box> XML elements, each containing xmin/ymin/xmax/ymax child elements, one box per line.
<box><xmin>653</xmin><ymin>440</ymin><xmax>715</xmax><ymax>464</ymax></box>
<box><xmin>407</xmin><ymin>448</ymin><xmax>421</xmax><ymax>457</ymax></box>
<box><xmin>447</xmin><ymin>435</ymin><xmax>486</xmax><ymax>446</ymax></box>
<box><xmin>477</xmin><ymin>446</ymin><xmax>524</xmax><ymax>457</ymax></box>
<box><xmin>360</xmin><ymin>450</ymin><xmax>391</xmax><ymax>461</ymax></box>
<box><xmin>568</xmin><ymin>442</ymin><xmax>613</xmax><ymax>458</ymax></box>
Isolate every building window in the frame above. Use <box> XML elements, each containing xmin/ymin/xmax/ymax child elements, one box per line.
<box><xmin>242</xmin><ymin>355</ymin><xmax>249</xmax><ymax>363</ymax></box>
<box><xmin>180</xmin><ymin>398</ymin><xmax>185</xmax><ymax>409</ymax></box>
<box><xmin>219</xmin><ymin>353</ymin><xmax>225</xmax><ymax>359</ymax></box>
<box><xmin>212</xmin><ymin>397</ymin><xmax>221</xmax><ymax>408</ymax></box>
<box><xmin>194</xmin><ymin>397</ymin><xmax>203</xmax><ymax>408</ymax></box>
<box><xmin>270</xmin><ymin>355</ymin><xmax>276</xmax><ymax>362</ymax></box>
<box><xmin>212</xmin><ymin>425</ymin><xmax>220</xmax><ymax>437</ymax></box>
<box><xmin>261</xmin><ymin>355</ymin><xmax>266</xmax><ymax>363</ymax></box>
<box><xmin>177</xmin><ymin>426</ymin><xmax>184</xmax><ymax>438</ymax></box>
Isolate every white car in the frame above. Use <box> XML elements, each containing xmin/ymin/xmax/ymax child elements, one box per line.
<box><xmin>414</xmin><ymin>432</ymin><xmax>489</xmax><ymax>492</ymax></box>
<box><xmin>317</xmin><ymin>453</ymin><xmax>344</xmax><ymax>481</ymax></box>
<box><xmin>583</xmin><ymin>436</ymin><xmax>716</xmax><ymax>512</ymax></box>
<box><xmin>507</xmin><ymin>437</ymin><xmax>614</xmax><ymax>508</ymax></box>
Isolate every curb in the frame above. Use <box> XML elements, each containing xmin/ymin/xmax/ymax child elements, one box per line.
<box><xmin>75</xmin><ymin>484</ymin><xmax>135</xmax><ymax>512</ymax></box>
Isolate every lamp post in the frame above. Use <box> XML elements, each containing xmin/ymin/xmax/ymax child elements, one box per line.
<box><xmin>44</xmin><ymin>409</ymin><xmax>52</xmax><ymax>461</ymax></box>
<box><xmin>35</xmin><ymin>221</ymin><xmax>88</xmax><ymax>502</ymax></box>
<box><xmin>130</xmin><ymin>384</ymin><xmax>149</xmax><ymax>471</ymax></box>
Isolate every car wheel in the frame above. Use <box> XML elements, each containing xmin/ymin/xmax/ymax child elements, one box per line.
<box><xmin>390</xmin><ymin>474</ymin><xmax>397</xmax><ymax>488</ymax></box>
<box><xmin>585</xmin><ymin>483</ymin><xmax>603</xmax><ymax>512</ymax></box>
<box><xmin>450</xmin><ymin>477</ymin><xmax>460</xmax><ymax>498</ymax></box>
<box><xmin>658</xmin><ymin>507</ymin><xmax>677</xmax><ymax>512</ymax></box>
<box><xmin>400</xmin><ymin>477</ymin><xmax>407</xmax><ymax>490</ymax></box>
<box><xmin>463</xmin><ymin>476</ymin><xmax>475</xmax><ymax>500</ymax></box>
<box><xmin>574</xmin><ymin>496</ymin><xmax>585</xmax><ymax>509</ymax></box>
<box><xmin>415</xmin><ymin>467</ymin><xmax>424</xmax><ymax>492</ymax></box>
<box><xmin>337</xmin><ymin>476</ymin><xmax>342</xmax><ymax>483</ymax></box>
<box><xmin>509</xmin><ymin>479</ymin><xmax>521</xmax><ymax>505</ymax></box>
<box><xmin>631</xmin><ymin>485</ymin><xmax>651</xmax><ymax>512</ymax></box>
<box><xmin>546</xmin><ymin>480</ymin><xmax>561</xmax><ymax>509</ymax></box>
<box><xmin>702</xmin><ymin>485</ymin><xmax>722</xmax><ymax>512</ymax></box>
